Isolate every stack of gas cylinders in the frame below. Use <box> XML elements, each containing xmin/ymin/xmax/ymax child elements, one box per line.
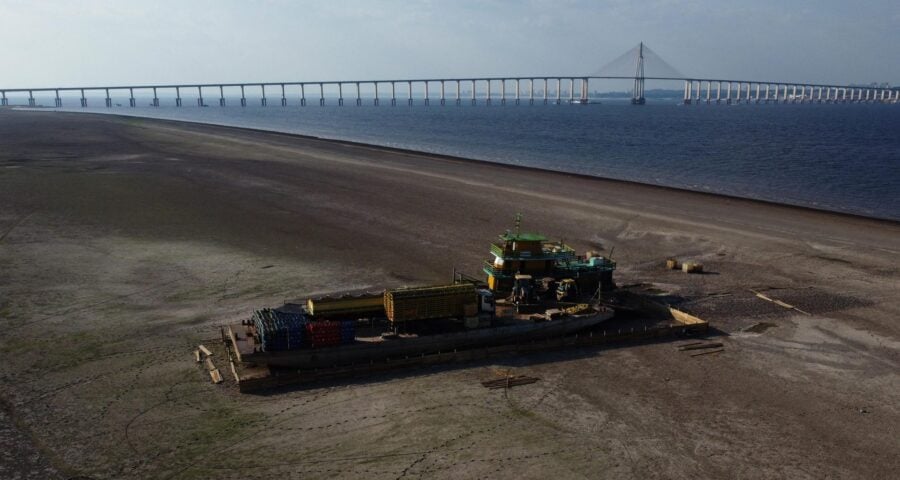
<box><xmin>252</xmin><ymin>308</ymin><xmax>307</xmax><ymax>352</ymax></box>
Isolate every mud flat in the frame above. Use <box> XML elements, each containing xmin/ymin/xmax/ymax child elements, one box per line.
<box><xmin>1</xmin><ymin>110</ymin><xmax>898</xmax><ymax>479</ymax></box>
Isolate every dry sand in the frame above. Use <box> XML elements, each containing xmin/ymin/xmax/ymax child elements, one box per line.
<box><xmin>1</xmin><ymin>109</ymin><xmax>898</xmax><ymax>479</ymax></box>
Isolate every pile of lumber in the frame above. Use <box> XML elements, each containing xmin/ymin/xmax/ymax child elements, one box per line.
<box><xmin>195</xmin><ymin>344</ymin><xmax>223</xmax><ymax>384</ymax></box>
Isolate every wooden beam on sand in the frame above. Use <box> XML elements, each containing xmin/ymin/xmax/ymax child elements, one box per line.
<box><xmin>749</xmin><ymin>289</ymin><xmax>811</xmax><ymax>315</ymax></box>
<box><xmin>678</xmin><ymin>342</ymin><xmax>724</xmax><ymax>352</ymax></box>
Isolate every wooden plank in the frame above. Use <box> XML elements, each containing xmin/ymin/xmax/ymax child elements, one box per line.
<box><xmin>209</xmin><ymin>368</ymin><xmax>223</xmax><ymax>384</ymax></box>
<box><xmin>198</xmin><ymin>344</ymin><xmax>213</xmax><ymax>357</ymax></box>
<box><xmin>691</xmin><ymin>349</ymin><xmax>724</xmax><ymax>357</ymax></box>
<box><xmin>754</xmin><ymin>292</ymin><xmax>774</xmax><ymax>302</ymax></box>
<box><xmin>679</xmin><ymin>342</ymin><xmax>724</xmax><ymax>351</ymax></box>
<box><xmin>229</xmin><ymin>361</ymin><xmax>240</xmax><ymax>384</ymax></box>
<box><xmin>751</xmin><ymin>289</ymin><xmax>811</xmax><ymax>316</ymax></box>
<box><xmin>226</xmin><ymin>325</ymin><xmax>245</xmax><ymax>362</ymax></box>
<box><xmin>773</xmin><ymin>299</ymin><xmax>794</xmax><ymax>309</ymax></box>
<box><xmin>193</xmin><ymin>349</ymin><xmax>201</xmax><ymax>363</ymax></box>
<box><xmin>205</xmin><ymin>356</ymin><xmax>216</xmax><ymax>372</ymax></box>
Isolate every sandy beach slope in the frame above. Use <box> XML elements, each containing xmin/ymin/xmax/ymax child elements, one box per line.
<box><xmin>1</xmin><ymin>110</ymin><xmax>898</xmax><ymax>479</ymax></box>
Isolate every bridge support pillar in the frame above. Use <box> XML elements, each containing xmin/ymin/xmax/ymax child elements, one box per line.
<box><xmin>440</xmin><ymin>81</ymin><xmax>445</xmax><ymax>106</ymax></box>
<box><xmin>338</xmin><ymin>83</ymin><xmax>344</xmax><ymax>106</ymax></box>
<box><xmin>129</xmin><ymin>88</ymin><xmax>136</xmax><ymax>107</ymax></box>
<box><xmin>374</xmin><ymin>83</ymin><xmax>380</xmax><ymax>106</ymax></box>
<box><xmin>260</xmin><ymin>85</ymin><xmax>267</xmax><ymax>107</ymax></box>
<box><xmin>27</xmin><ymin>90</ymin><xmax>35</xmax><ymax>107</ymax></box>
<box><xmin>424</xmin><ymin>82</ymin><xmax>430</xmax><ymax>106</ymax></box>
<box><xmin>408</xmin><ymin>81</ymin><xmax>414</xmax><ymax>106</ymax></box>
<box><xmin>152</xmin><ymin>87</ymin><xmax>159</xmax><ymax>107</ymax></box>
<box><xmin>683</xmin><ymin>80</ymin><xmax>690</xmax><ymax>105</ymax></box>
<box><xmin>104</xmin><ymin>89</ymin><xmax>112</xmax><ymax>107</ymax></box>
<box><xmin>80</xmin><ymin>89</ymin><xmax>87</xmax><ymax>108</ymax></box>
<box><xmin>319</xmin><ymin>83</ymin><xmax>325</xmax><ymax>106</ymax></box>
<box><xmin>55</xmin><ymin>90</ymin><xmax>62</xmax><ymax>107</ymax></box>
<box><xmin>355</xmin><ymin>82</ymin><xmax>361</xmax><ymax>106</ymax></box>
<box><xmin>176</xmin><ymin>87</ymin><xmax>182</xmax><ymax>107</ymax></box>
<box><xmin>486</xmin><ymin>80</ymin><xmax>492</xmax><ymax>106</ymax></box>
<box><xmin>502</xmin><ymin>80</ymin><xmax>508</xmax><ymax>105</ymax></box>
<box><xmin>391</xmin><ymin>82</ymin><xmax>396</xmax><ymax>106</ymax></box>
<box><xmin>219</xmin><ymin>86</ymin><xmax>226</xmax><ymax>106</ymax></box>
<box><xmin>455</xmin><ymin>81</ymin><xmax>461</xmax><ymax>106</ymax></box>
<box><xmin>1</xmin><ymin>92</ymin><xmax>7</xmax><ymax>106</ymax></box>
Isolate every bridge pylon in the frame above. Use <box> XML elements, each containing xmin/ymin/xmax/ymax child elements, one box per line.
<box><xmin>631</xmin><ymin>42</ymin><xmax>646</xmax><ymax>105</ymax></box>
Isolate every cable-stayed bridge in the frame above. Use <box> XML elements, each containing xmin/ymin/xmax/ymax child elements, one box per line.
<box><xmin>2</xmin><ymin>43</ymin><xmax>896</xmax><ymax>108</ymax></box>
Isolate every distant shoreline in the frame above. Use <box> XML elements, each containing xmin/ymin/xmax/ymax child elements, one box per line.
<box><xmin>8</xmin><ymin>107</ymin><xmax>899</xmax><ymax>225</ymax></box>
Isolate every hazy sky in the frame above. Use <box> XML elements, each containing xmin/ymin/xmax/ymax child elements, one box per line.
<box><xmin>1</xmin><ymin>0</ymin><xmax>898</xmax><ymax>89</ymax></box>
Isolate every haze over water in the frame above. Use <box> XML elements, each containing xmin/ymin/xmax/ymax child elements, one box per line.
<box><xmin>52</xmin><ymin>100</ymin><xmax>900</xmax><ymax>221</ymax></box>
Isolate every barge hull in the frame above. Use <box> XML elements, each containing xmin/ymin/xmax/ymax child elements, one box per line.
<box><xmin>233</xmin><ymin>314</ymin><xmax>708</xmax><ymax>393</ymax></box>
<box><xmin>232</xmin><ymin>309</ymin><xmax>613</xmax><ymax>369</ymax></box>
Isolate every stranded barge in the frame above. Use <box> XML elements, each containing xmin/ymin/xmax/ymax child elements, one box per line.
<box><xmin>218</xmin><ymin>219</ymin><xmax>707</xmax><ymax>392</ymax></box>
